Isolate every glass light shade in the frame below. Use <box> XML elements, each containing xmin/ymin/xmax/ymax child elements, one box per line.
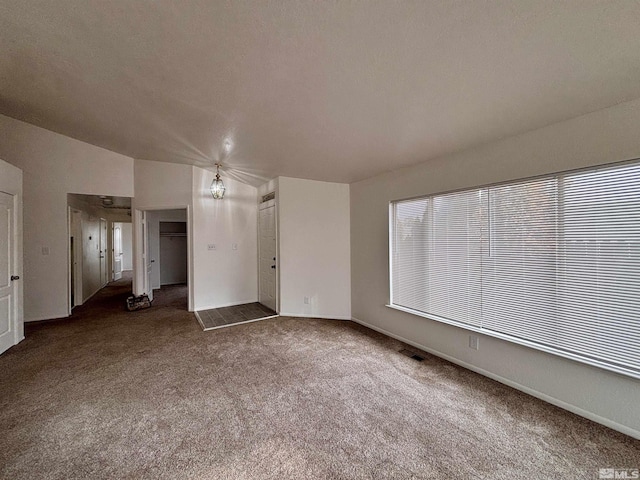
<box><xmin>210</xmin><ymin>175</ymin><xmax>226</xmax><ymax>199</ymax></box>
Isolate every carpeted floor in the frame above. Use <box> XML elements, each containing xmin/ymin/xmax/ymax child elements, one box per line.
<box><xmin>0</xmin><ymin>279</ymin><xmax>638</xmax><ymax>479</ymax></box>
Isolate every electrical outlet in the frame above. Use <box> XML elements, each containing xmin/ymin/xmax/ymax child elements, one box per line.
<box><xmin>304</xmin><ymin>296</ymin><xmax>310</xmax><ymax>305</ymax></box>
<box><xmin>207</xmin><ymin>244</ymin><xmax>216</xmax><ymax>251</ymax></box>
<box><xmin>469</xmin><ymin>335</ymin><xmax>479</xmax><ymax>350</ymax></box>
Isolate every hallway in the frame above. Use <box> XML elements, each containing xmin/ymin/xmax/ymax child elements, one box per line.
<box><xmin>68</xmin><ymin>272</ymin><xmax>189</xmax><ymax>322</ymax></box>
<box><xmin>25</xmin><ymin>273</ymin><xmax>194</xmax><ymax>356</ymax></box>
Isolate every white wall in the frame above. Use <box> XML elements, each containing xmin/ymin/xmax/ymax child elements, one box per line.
<box><xmin>0</xmin><ymin>114</ymin><xmax>134</xmax><ymax>321</ymax></box>
<box><xmin>0</xmin><ymin>158</ymin><xmax>24</xmax><ymax>345</ymax></box>
<box><xmin>350</xmin><ymin>97</ymin><xmax>640</xmax><ymax>438</ymax></box>
<box><xmin>132</xmin><ymin>159</ymin><xmax>193</xmax><ymax>303</ymax></box>
<box><xmin>121</xmin><ymin>223</ymin><xmax>133</xmax><ymax>270</ymax></box>
<box><xmin>133</xmin><ymin>160</ymin><xmax>193</xmax><ymax>209</ymax></box>
<box><xmin>192</xmin><ymin>167</ymin><xmax>258</xmax><ymax>310</ymax></box>
<box><xmin>278</xmin><ymin>177</ymin><xmax>351</xmax><ymax>319</ymax></box>
<box><xmin>257</xmin><ymin>178</ymin><xmax>278</xmax><ymax>199</ymax></box>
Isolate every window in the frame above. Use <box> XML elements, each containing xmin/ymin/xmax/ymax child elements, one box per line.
<box><xmin>389</xmin><ymin>161</ymin><xmax>640</xmax><ymax>378</ymax></box>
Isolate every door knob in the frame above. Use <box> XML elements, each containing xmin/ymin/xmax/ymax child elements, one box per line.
<box><xmin>271</xmin><ymin>265</ymin><xmax>276</xmax><ymax>269</ymax></box>
<box><xmin>11</xmin><ymin>275</ymin><xmax>20</xmax><ymax>281</ymax></box>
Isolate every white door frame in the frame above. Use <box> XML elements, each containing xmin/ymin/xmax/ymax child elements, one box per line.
<box><xmin>67</xmin><ymin>207</ymin><xmax>84</xmax><ymax>313</ymax></box>
<box><xmin>0</xmin><ymin>159</ymin><xmax>23</xmax><ymax>352</ymax></box>
<box><xmin>133</xmin><ymin>205</ymin><xmax>193</xmax><ymax>311</ymax></box>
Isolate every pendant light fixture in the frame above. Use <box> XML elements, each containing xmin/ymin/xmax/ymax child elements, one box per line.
<box><xmin>210</xmin><ymin>163</ymin><xmax>226</xmax><ymax>199</ymax></box>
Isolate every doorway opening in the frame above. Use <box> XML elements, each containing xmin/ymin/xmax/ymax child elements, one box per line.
<box><xmin>135</xmin><ymin>208</ymin><xmax>190</xmax><ymax>311</ymax></box>
<box><xmin>112</xmin><ymin>222</ymin><xmax>133</xmax><ymax>281</ymax></box>
<box><xmin>67</xmin><ymin>194</ymin><xmax>132</xmax><ymax>313</ymax></box>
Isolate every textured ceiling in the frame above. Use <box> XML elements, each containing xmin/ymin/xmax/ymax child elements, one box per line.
<box><xmin>2</xmin><ymin>1</ymin><xmax>640</xmax><ymax>185</ymax></box>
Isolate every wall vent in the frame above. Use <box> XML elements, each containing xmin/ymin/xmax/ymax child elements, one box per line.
<box><xmin>261</xmin><ymin>192</ymin><xmax>276</xmax><ymax>203</ymax></box>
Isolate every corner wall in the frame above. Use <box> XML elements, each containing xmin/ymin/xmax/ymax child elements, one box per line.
<box><xmin>350</xmin><ymin>98</ymin><xmax>640</xmax><ymax>438</ymax></box>
<box><xmin>132</xmin><ymin>159</ymin><xmax>193</xmax><ymax>306</ymax></box>
<box><xmin>0</xmin><ymin>114</ymin><xmax>134</xmax><ymax>321</ymax></box>
<box><xmin>278</xmin><ymin>177</ymin><xmax>351</xmax><ymax>319</ymax></box>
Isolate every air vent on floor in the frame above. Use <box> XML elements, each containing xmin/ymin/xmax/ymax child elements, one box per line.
<box><xmin>399</xmin><ymin>349</ymin><xmax>424</xmax><ymax>362</ymax></box>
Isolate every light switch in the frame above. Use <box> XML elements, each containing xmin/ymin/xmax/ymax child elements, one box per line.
<box><xmin>42</xmin><ymin>246</ymin><xmax>50</xmax><ymax>256</ymax></box>
<box><xmin>232</xmin><ymin>243</ymin><xmax>238</xmax><ymax>250</ymax></box>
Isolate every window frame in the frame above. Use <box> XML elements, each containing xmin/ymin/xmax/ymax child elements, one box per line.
<box><xmin>387</xmin><ymin>158</ymin><xmax>640</xmax><ymax>380</ymax></box>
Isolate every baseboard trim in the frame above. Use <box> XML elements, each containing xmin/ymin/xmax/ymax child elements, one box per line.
<box><xmin>24</xmin><ymin>315</ymin><xmax>69</xmax><ymax>323</ymax></box>
<box><xmin>350</xmin><ymin>316</ymin><xmax>640</xmax><ymax>440</ymax></box>
<box><xmin>279</xmin><ymin>312</ymin><xmax>352</xmax><ymax>321</ymax></box>
<box><xmin>194</xmin><ymin>311</ymin><xmax>206</xmax><ymax>330</ymax></box>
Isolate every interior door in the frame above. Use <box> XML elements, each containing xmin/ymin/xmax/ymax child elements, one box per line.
<box><xmin>99</xmin><ymin>218</ymin><xmax>108</xmax><ymax>287</ymax></box>
<box><xmin>69</xmin><ymin>208</ymin><xmax>83</xmax><ymax>308</ymax></box>
<box><xmin>0</xmin><ymin>192</ymin><xmax>16</xmax><ymax>355</ymax></box>
<box><xmin>141</xmin><ymin>211</ymin><xmax>153</xmax><ymax>301</ymax></box>
<box><xmin>113</xmin><ymin>223</ymin><xmax>122</xmax><ymax>281</ymax></box>
<box><xmin>259</xmin><ymin>204</ymin><xmax>277</xmax><ymax>311</ymax></box>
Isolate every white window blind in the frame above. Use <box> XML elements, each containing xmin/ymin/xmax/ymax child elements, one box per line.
<box><xmin>392</xmin><ymin>199</ymin><xmax>429</xmax><ymax>314</ymax></box>
<box><xmin>482</xmin><ymin>178</ymin><xmax>559</xmax><ymax>344</ymax></box>
<box><xmin>390</xmin><ymin>161</ymin><xmax>640</xmax><ymax>378</ymax></box>
<box><xmin>429</xmin><ymin>190</ymin><xmax>483</xmax><ymax>327</ymax></box>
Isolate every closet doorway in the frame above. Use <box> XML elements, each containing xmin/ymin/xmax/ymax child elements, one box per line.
<box><xmin>159</xmin><ymin>221</ymin><xmax>187</xmax><ymax>286</ymax></box>
<box><xmin>139</xmin><ymin>209</ymin><xmax>189</xmax><ymax>309</ymax></box>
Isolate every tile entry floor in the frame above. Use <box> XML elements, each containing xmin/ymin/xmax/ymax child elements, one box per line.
<box><xmin>196</xmin><ymin>302</ymin><xmax>277</xmax><ymax>330</ymax></box>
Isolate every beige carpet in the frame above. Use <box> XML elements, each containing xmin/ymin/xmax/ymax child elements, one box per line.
<box><xmin>0</xmin><ymin>279</ymin><xmax>638</xmax><ymax>479</ymax></box>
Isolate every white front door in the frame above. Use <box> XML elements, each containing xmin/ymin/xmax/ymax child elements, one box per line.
<box><xmin>259</xmin><ymin>204</ymin><xmax>277</xmax><ymax>311</ymax></box>
<box><xmin>0</xmin><ymin>192</ymin><xmax>17</xmax><ymax>355</ymax></box>
<box><xmin>113</xmin><ymin>223</ymin><xmax>122</xmax><ymax>281</ymax></box>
